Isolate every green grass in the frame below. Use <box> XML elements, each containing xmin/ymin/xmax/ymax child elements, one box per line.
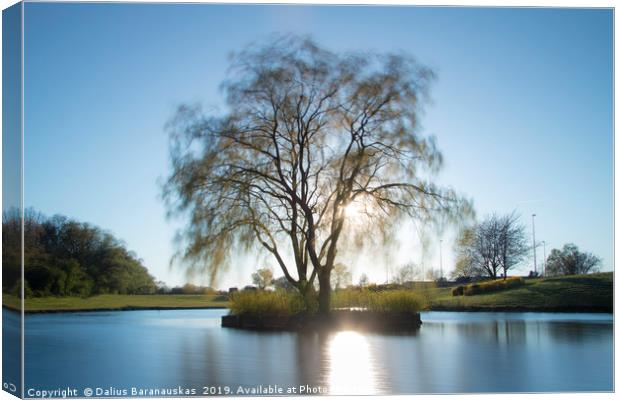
<box><xmin>428</xmin><ymin>272</ymin><xmax>612</xmax><ymax>312</ymax></box>
<box><xmin>3</xmin><ymin>273</ymin><xmax>612</xmax><ymax>314</ymax></box>
<box><xmin>332</xmin><ymin>289</ymin><xmax>426</xmax><ymax>313</ymax></box>
<box><xmin>3</xmin><ymin>294</ymin><xmax>229</xmax><ymax>312</ymax></box>
<box><xmin>229</xmin><ymin>290</ymin><xmax>307</xmax><ymax>317</ymax></box>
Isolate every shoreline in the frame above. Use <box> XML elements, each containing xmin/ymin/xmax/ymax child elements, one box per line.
<box><xmin>2</xmin><ymin>304</ymin><xmax>228</xmax><ymax>315</ymax></box>
<box><xmin>4</xmin><ymin>304</ymin><xmax>612</xmax><ymax>315</ymax></box>
<box><xmin>426</xmin><ymin>305</ymin><xmax>613</xmax><ymax>314</ymax></box>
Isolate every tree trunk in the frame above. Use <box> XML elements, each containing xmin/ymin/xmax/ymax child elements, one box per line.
<box><xmin>298</xmin><ymin>280</ymin><xmax>317</xmax><ymax>312</ymax></box>
<box><xmin>318</xmin><ymin>271</ymin><xmax>331</xmax><ymax>315</ymax></box>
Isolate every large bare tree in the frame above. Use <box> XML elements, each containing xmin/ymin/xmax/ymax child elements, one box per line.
<box><xmin>454</xmin><ymin>212</ymin><xmax>529</xmax><ymax>280</ymax></box>
<box><xmin>163</xmin><ymin>35</ymin><xmax>470</xmax><ymax>313</ymax></box>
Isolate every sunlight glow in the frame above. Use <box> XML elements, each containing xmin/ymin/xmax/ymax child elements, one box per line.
<box><xmin>343</xmin><ymin>199</ymin><xmax>374</xmax><ymax>228</ymax></box>
<box><xmin>326</xmin><ymin>331</ymin><xmax>379</xmax><ymax>395</ymax></box>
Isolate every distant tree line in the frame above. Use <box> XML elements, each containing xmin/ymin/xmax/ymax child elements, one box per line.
<box><xmin>246</xmin><ymin>218</ymin><xmax>603</xmax><ymax>292</ymax></box>
<box><xmin>250</xmin><ymin>264</ymin><xmax>443</xmax><ymax>292</ymax></box>
<box><xmin>155</xmin><ymin>282</ymin><xmax>227</xmax><ymax>296</ymax></box>
<box><xmin>250</xmin><ymin>265</ymin><xmax>354</xmax><ymax>291</ymax></box>
<box><xmin>3</xmin><ymin>208</ymin><xmax>157</xmax><ymax>297</ymax></box>
<box><xmin>452</xmin><ymin>212</ymin><xmax>602</xmax><ymax>280</ymax></box>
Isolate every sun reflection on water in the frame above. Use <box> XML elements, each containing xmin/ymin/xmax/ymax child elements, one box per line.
<box><xmin>326</xmin><ymin>331</ymin><xmax>379</xmax><ymax>395</ymax></box>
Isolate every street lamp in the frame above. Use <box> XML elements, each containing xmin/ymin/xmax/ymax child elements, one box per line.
<box><xmin>532</xmin><ymin>214</ymin><xmax>537</xmax><ymax>276</ymax></box>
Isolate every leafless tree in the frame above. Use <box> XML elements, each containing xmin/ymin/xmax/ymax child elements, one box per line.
<box><xmin>394</xmin><ymin>262</ymin><xmax>422</xmax><ymax>284</ymax></box>
<box><xmin>496</xmin><ymin>212</ymin><xmax>529</xmax><ymax>278</ymax></box>
<box><xmin>545</xmin><ymin>243</ymin><xmax>601</xmax><ymax>276</ymax></box>
<box><xmin>163</xmin><ymin>35</ymin><xmax>471</xmax><ymax>313</ymax></box>
<box><xmin>454</xmin><ymin>212</ymin><xmax>528</xmax><ymax>280</ymax></box>
<box><xmin>251</xmin><ymin>267</ymin><xmax>274</xmax><ymax>290</ymax></box>
<box><xmin>358</xmin><ymin>273</ymin><xmax>369</xmax><ymax>287</ymax></box>
<box><xmin>425</xmin><ymin>268</ymin><xmax>444</xmax><ymax>282</ymax></box>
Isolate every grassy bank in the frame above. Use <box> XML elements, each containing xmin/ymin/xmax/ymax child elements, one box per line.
<box><xmin>427</xmin><ymin>272</ymin><xmax>613</xmax><ymax>312</ymax></box>
<box><xmin>327</xmin><ymin>273</ymin><xmax>613</xmax><ymax>314</ymax></box>
<box><xmin>3</xmin><ymin>272</ymin><xmax>612</xmax><ymax>314</ymax></box>
<box><xmin>3</xmin><ymin>294</ymin><xmax>229</xmax><ymax>313</ymax></box>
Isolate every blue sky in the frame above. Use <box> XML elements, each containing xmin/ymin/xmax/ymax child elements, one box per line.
<box><xmin>22</xmin><ymin>4</ymin><xmax>613</xmax><ymax>288</ymax></box>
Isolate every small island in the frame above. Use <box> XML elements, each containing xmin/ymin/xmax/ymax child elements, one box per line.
<box><xmin>218</xmin><ymin>271</ymin><xmax>612</xmax><ymax>332</ymax></box>
<box><xmin>222</xmin><ymin>288</ymin><xmax>424</xmax><ymax>332</ymax></box>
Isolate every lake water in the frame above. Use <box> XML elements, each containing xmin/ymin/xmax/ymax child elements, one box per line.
<box><xmin>13</xmin><ymin>309</ymin><xmax>614</xmax><ymax>396</ymax></box>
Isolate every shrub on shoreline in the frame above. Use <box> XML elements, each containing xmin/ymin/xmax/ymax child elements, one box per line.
<box><xmin>451</xmin><ymin>286</ymin><xmax>464</xmax><ymax>296</ymax></box>
<box><xmin>461</xmin><ymin>277</ymin><xmax>525</xmax><ymax>296</ymax></box>
<box><xmin>463</xmin><ymin>283</ymin><xmax>481</xmax><ymax>296</ymax></box>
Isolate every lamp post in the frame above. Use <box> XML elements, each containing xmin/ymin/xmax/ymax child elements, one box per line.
<box><xmin>532</xmin><ymin>214</ymin><xmax>537</xmax><ymax>276</ymax></box>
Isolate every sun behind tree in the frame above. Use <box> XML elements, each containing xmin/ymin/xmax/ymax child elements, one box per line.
<box><xmin>163</xmin><ymin>35</ymin><xmax>471</xmax><ymax>314</ymax></box>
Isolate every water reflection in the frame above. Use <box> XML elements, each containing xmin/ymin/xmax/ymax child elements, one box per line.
<box><xmin>3</xmin><ymin>311</ymin><xmax>21</xmax><ymax>395</ymax></box>
<box><xmin>326</xmin><ymin>331</ymin><xmax>378</xmax><ymax>394</ymax></box>
<box><xmin>24</xmin><ymin>310</ymin><xmax>613</xmax><ymax>395</ymax></box>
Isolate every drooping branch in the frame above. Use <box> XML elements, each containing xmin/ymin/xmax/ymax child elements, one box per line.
<box><xmin>163</xmin><ymin>35</ymin><xmax>472</xmax><ymax>303</ymax></box>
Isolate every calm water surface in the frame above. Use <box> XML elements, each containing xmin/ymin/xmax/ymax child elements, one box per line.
<box><xmin>19</xmin><ymin>309</ymin><xmax>612</xmax><ymax>395</ymax></box>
